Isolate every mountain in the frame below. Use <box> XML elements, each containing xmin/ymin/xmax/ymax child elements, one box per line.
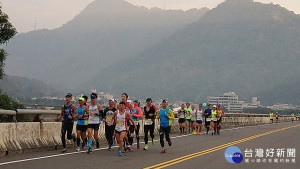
<box><xmin>4</xmin><ymin>0</ymin><xmax>208</xmax><ymax>89</ymax></box>
<box><xmin>85</xmin><ymin>0</ymin><xmax>300</xmax><ymax>104</ymax></box>
<box><xmin>257</xmin><ymin>76</ymin><xmax>300</xmax><ymax>105</ymax></box>
<box><xmin>0</xmin><ymin>75</ymin><xmax>59</xmax><ymax>98</ymax></box>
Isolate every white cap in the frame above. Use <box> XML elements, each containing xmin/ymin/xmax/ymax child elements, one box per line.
<box><xmin>213</xmin><ymin>105</ymin><xmax>217</xmax><ymax>108</ymax></box>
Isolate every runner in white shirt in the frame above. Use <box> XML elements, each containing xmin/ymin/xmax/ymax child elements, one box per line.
<box><xmin>109</xmin><ymin>101</ymin><xmax>136</xmax><ymax>156</ymax></box>
<box><xmin>195</xmin><ymin>104</ymin><xmax>204</xmax><ymax>135</ymax></box>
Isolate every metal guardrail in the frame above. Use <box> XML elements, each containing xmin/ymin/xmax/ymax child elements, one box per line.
<box><xmin>0</xmin><ymin>109</ymin><xmax>60</xmax><ymax>122</ymax></box>
<box><xmin>16</xmin><ymin>109</ymin><xmax>60</xmax><ymax>115</ymax></box>
<box><xmin>1</xmin><ymin>109</ymin><xmax>291</xmax><ymax>117</ymax></box>
<box><xmin>0</xmin><ymin>110</ymin><xmax>16</xmax><ymax>115</ymax></box>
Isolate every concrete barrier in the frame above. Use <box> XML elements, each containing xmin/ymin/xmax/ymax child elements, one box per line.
<box><xmin>0</xmin><ymin>114</ymin><xmax>292</xmax><ymax>157</ymax></box>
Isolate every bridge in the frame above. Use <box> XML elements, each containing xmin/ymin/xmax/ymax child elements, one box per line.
<box><xmin>0</xmin><ymin>110</ymin><xmax>298</xmax><ymax>168</ymax></box>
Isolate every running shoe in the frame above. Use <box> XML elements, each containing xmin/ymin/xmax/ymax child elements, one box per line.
<box><xmin>61</xmin><ymin>148</ymin><xmax>67</xmax><ymax>153</ymax></box>
<box><xmin>118</xmin><ymin>151</ymin><xmax>123</xmax><ymax>156</ymax></box>
<box><xmin>161</xmin><ymin>148</ymin><xmax>166</xmax><ymax>153</ymax></box>
<box><xmin>197</xmin><ymin>131</ymin><xmax>200</xmax><ymax>135</ymax></box>
<box><xmin>168</xmin><ymin>140</ymin><xmax>172</xmax><ymax>146</ymax></box>
<box><xmin>143</xmin><ymin>144</ymin><xmax>149</xmax><ymax>150</ymax></box>
<box><xmin>87</xmin><ymin>148</ymin><xmax>92</xmax><ymax>154</ymax></box>
<box><xmin>152</xmin><ymin>139</ymin><xmax>156</xmax><ymax>146</ymax></box>
<box><xmin>137</xmin><ymin>142</ymin><xmax>140</xmax><ymax>149</ymax></box>
<box><xmin>76</xmin><ymin>146</ymin><xmax>80</xmax><ymax>152</ymax></box>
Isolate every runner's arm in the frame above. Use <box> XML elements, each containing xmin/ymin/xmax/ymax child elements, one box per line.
<box><xmin>168</xmin><ymin>109</ymin><xmax>175</xmax><ymax>120</ymax></box>
<box><xmin>127</xmin><ymin>112</ymin><xmax>137</xmax><ymax>130</ymax></box>
<box><xmin>109</xmin><ymin>111</ymin><xmax>117</xmax><ymax>126</ymax></box>
<box><xmin>72</xmin><ymin>105</ymin><xmax>78</xmax><ymax>119</ymax></box>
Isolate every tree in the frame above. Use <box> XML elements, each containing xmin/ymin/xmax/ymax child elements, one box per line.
<box><xmin>0</xmin><ymin>4</ymin><xmax>17</xmax><ymax>79</ymax></box>
<box><xmin>0</xmin><ymin>89</ymin><xmax>28</xmax><ymax>122</ymax></box>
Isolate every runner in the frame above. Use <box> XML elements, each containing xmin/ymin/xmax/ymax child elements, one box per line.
<box><xmin>204</xmin><ymin>104</ymin><xmax>212</xmax><ymax>135</ymax></box>
<box><xmin>113</xmin><ymin>99</ymin><xmax>118</xmax><ymax>109</ymax></box>
<box><xmin>216</xmin><ymin>104</ymin><xmax>225</xmax><ymax>135</ymax></box>
<box><xmin>109</xmin><ymin>101</ymin><xmax>136</xmax><ymax>156</ymax></box>
<box><xmin>269</xmin><ymin>112</ymin><xmax>274</xmax><ymax>124</ymax></box>
<box><xmin>185</xmin><ymin>102</ymin><xmax>192</xmax><ymax>133</ymax></box>
<box><xmin>75</xmin><ymin>97</ymin><xmax>89</xmax><ymax>151</ymax></box>
<box><xmin>143</xmin><ymin>98</ymin><xmax>157</xmax><ymax>150</ymax></box>
<box><xmin>121</xmin><ymin>93</ymin><xmax>134</xmax><ymax>151</ymax></box>
<box><xmin>128</xmin><ymin>99</ymin><xmax>143</xmax><ymax>150</ymax></box>
<box><xmin>177</xmin><ymin>104</ymin><xmax>186</xmax><ymax>135</ymax></box>
<box><xmin>211</xmin><ymin>105</ymin><xmax>218</xmax><ymax>135</ymax></box>
<box><xmin>291</xmin><ymin>113</ymin><xmax>295</xmax><ymax>122</ymax></box>
<box><xmin>190</xmin><ymin>105</ymin><xmax>197</xmax><ymax>135</ymax></box>
<box><xmin>54</xmin><ymin>93</ymin><xmax>77</xmax><ymax>153</ymax></box>
<box><xmin>156</xmin><ymin>100</ymin><xmax>174</xmax><ymax>153</ymax></box>
<box><xmin>82</xmin><ymin>95</ymin><xmax>90</xmax><ymax>107</ymax></box>
<box><xmin>195</xmin><ymin>104</ymin><xmax>203</xmax><ymax>135</ymax></box>
<box><xmin>275</xmin><ymin>112</ymin><xmax>279</xmax><ymax>124</ymax></box>
<box><xmin>87</xmin><ymin>92</ymin><xmax>103</xmax><ymax>154</ymax></box>
<box><xmin>103</xmin><ymin>99</ymin><xmax>117</xmax><ymax>151</ymax></box>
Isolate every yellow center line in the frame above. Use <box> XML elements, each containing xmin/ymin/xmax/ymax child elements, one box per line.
<box><xmin>144</xmin><ymin>124</ymin><xmax>300</xmax><ymax>169</ymax></box>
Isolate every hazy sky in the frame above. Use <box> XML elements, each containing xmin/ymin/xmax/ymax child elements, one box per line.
<box><xmin>2</xmin><ymin>0</ymin><xmax>300</xmax><ymax>33</ymax></box>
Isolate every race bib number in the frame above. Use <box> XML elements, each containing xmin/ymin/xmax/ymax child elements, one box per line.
<box><xmin>144</xmin><ymin>119</ymin><xmax>153</xmax><ymax>125</ymax></box>
<box><xmin>213</xmin><ymin>119</ymin><xmax>218</xmax><ymax>122</ymax></box>
<box><xmin>191</xmin><ymin>117</ymin><xmax>196</xmax><ymax>121</ymax></box>
<box><xmin>206</xmin><ymin>118</ymin><xmax>211</xmax><ymax>122</ymax></box>
<box><xmin>197</xmin><ymin>117</ymin><xmax>202</xmax><ymax>121</ymax></box>
<box><xmin>106</xmin><ymin>116</ymin><xmax>113</xmax><ymax>124</ymax></box>
<box><xmin>179</xmin><ymin>114</ymin><xmax>185</xmax><ymax>118</ymax></box>
<box><xmin>117</xmin><ymin>122</ymin><xmax>124</xmax><ymax>125</ymax></box>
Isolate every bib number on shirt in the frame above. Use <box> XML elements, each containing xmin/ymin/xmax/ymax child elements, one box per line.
<box><xmin>144</xmin><ymin>119</ymin><xmax>153</xmax><ymax>125</ymax></box>
<box><xmin>206</xmin><ymin>118</ymin><xmax>211</xmax><ymax>122</ymax></box>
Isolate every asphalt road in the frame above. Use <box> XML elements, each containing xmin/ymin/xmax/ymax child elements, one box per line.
<box><xmin>0</xmin><ymin>121</ymin><xmax>299</xmax><ymax>169</ymax></box>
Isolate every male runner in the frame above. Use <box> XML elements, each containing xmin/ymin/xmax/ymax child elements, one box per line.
<box><xmin>54</xmin><ymin>93</ymin><xmax>77</xmax><ymax>153</ymax></box>
<box><xmin>157</xmin><ymin>100</ymin><xmax>174</xmax><ymax>153</ymax></box>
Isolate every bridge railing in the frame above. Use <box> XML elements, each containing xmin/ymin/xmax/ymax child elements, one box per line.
<box><xmin>0</xmin><ymin>109</ymin><xmax>292</xmax><ymax>122</ymax></box>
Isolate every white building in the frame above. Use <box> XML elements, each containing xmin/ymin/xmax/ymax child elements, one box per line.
<box><xmin>207</xmin><ymin>92</ymin><xmax>249</xmax><ymax>113</ymax></box>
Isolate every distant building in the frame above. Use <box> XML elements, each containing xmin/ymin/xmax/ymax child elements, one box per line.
<box><xmin>266</xmin><ymin>104</ymin><xmax>299</xmax><ymax>111</ymax></box>
<box><xmin>207</xmin><ymin>92</ymin><xmax>259</xmax><ymax>113</ymax></box>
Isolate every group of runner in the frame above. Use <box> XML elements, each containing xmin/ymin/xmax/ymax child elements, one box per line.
<box><xmin>177</xmin><ymin>103</ymin><xmax>225</xmax><ymax>136</ymax></box>
<box><xmin>55</xmin><ymin>92</ymin><xmax>175</xmax><ymax>156</ymax></box>
<box><xmin>269</xmin><ymin>112</ymin><xmax>299</xmax><ymax>124</ymax></box>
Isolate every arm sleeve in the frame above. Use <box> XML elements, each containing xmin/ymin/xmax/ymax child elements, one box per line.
<box><xmin>169</xmin><ymin>109</ymin><xmax>175</xmax><ymax>120</ymax></box>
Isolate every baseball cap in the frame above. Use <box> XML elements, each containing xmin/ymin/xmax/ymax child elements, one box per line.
<box><xmin>162</xmin><ymin>99</ymin><xmax>168</xmax><ymax>103</ymax></box>
<box><xmin>91</xmin><ymin>93</ymin><xmax>97</xmax><ymax>99</ymax></box>
<box><xmin>66</xmin><ymin>93</ymin><xmax>72</xmax><ymax>97</ymax></box>
<box><xmin>134</xmin><ymin>99</ymin><xmax>139</xmax><ymax>103</ymax></box>
<box><xmin>213</xmin><ymin>105</ymin><xmax>217</xmax><ymax>108</ymax></box>
<box><xmin>78</xmin><ymin>97</ymin><xmax>85</xmax><ymax>101</ymax></box>
<box><xmin>109</xmin><ymin>99</ymin><xmax>114</xmax><ymax>103</ymax></box>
